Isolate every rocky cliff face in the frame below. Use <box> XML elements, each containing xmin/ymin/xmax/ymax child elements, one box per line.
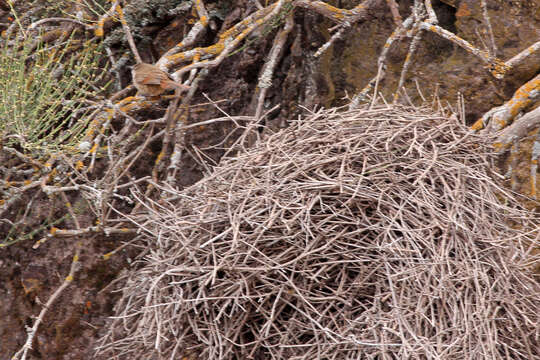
<box><xmin>280</xmin><ymin>0</ymin><xmax>538</xmax><ymax>121</ymax></box>
<box><xmin>140</xmin><ymin>0</ymin><xmax>539</xmax><ymax>125</ymax></box>
<box><xmin>1</xmin><ymin>0</ymin><xmax>538</xmax><ymax>358</ymax></box>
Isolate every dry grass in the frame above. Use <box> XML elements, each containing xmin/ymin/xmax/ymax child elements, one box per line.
<box><xmin>96</xmin><ymin>104</ymin><xmax>540</xmax><ymax>359</ymax></box>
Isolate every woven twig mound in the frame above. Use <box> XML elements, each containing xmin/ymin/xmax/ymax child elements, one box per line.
<box><xmin>97</xmin><ymin>105</ymin><xmax>540</xmax><ymax>359</ymax></box>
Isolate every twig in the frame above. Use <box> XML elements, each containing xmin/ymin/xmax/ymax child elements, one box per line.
<box><xmin>386</xmin><ymin>0</ymin><xmax>402</xmax><ymax>27</ymax></box>
<box><xmin>480</xmin><ymin>0</ymin><xmax>497</xmax><ymax>56</ymax></box>
<box><xmin>29</xmin><ymin>17</ymin><xmax>91</xmax><ymax>30</ymax></box>
<box><xmin>254</xmin><ymin>12</ymin><xmax>294</xmax><ymax>120</ymax></box>
<box><xmin>116</xmin><ymin>0</ymin><xmax>141</xmax><ymax>63</ymax></box>
<box><xmin>393</xmin><ymin>26</ymin><xmax>423</xmax><ymax>103</ymax></box>
<box><xmin>96</xmin><ymin>104</ymin><xmax>540</xmax><ymax>359</ymax></box>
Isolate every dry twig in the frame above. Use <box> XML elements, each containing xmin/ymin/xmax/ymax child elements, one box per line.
<box><xmin>96</xmin><ymin>105</ymin><xmax>540</xmax><ymax>360</ymax></box>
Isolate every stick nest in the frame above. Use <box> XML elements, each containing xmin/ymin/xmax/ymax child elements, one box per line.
<box><xmin>97</xmin><ymin>105</ymin><xmax>540</xmax><ymax>359</ymax></box>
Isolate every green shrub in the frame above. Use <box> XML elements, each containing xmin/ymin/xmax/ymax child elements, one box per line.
<box><xmin>0</xmin><ymin>34</ymin><xmax>106</xmax><ymax>155</ymax></box>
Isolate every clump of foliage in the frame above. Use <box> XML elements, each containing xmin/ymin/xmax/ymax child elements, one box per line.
<box><xmin>0</xmin><ymin>31</ymin><xmax>109</xmax><ymax>247</ymax></box>
<box><xmin>0</xmin><ymin>34</ymin><xmax>107</xmax><ymax>155</ymax></box>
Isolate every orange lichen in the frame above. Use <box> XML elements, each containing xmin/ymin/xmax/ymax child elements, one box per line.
<box><xmin>115</xmin><ymin>4</ymin><xmax>125</xmax><ymax>22</ymax></box>
<box><xmin>321</xmin><ymin>3</ymin><xmax>345</xmax><ymax>20</ymax></box>
<box><xmin>200</xmin><ymin>15</ymin><xmax>208</xmax><ymax>26</ymax></box>
<box><xmin>118</xmin><ymin>101</ymin><xmax>138</xmax><ymax>113</ymax></box>
<box><xmin>206</xmin><ymin>43</ymin><xmax>224</xmax><ymax>55</ymax></box>
<box><xmin>456</xmin><ymin>2</ymin><xmax>471</xmax><ymax>17</ymax></box>
<box><xmin>168</xmin><ymin>52</ymin><xmax>186</xmax><ymax>62</ymax></box>
<box><xmin>84</xmin><ymin>301</ymin><xmax>92</xmax><ymax>315</ymax></box>
<box><xmin>492</xmin><ymin>141</ymin><xmax>504</xmax><ymax>151</ymax></box>
<box><xmin>95</xmin><ymin>18</ymin><xmax>105</xmax><ymax>37</ymax></box>
<box><xmin>489</xmin><ymin>59</ymin><xmax>511</xmax><ymax>79</ymax></box>
<box><xmin>155</xmin><ymin>151</ymin><xmax>165</xmax><ymax>165</ymax></box>
<box><xmin>89</xmin><ymin>143</ymin><xmax>98</xmax><ymax>154</ymax></box>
